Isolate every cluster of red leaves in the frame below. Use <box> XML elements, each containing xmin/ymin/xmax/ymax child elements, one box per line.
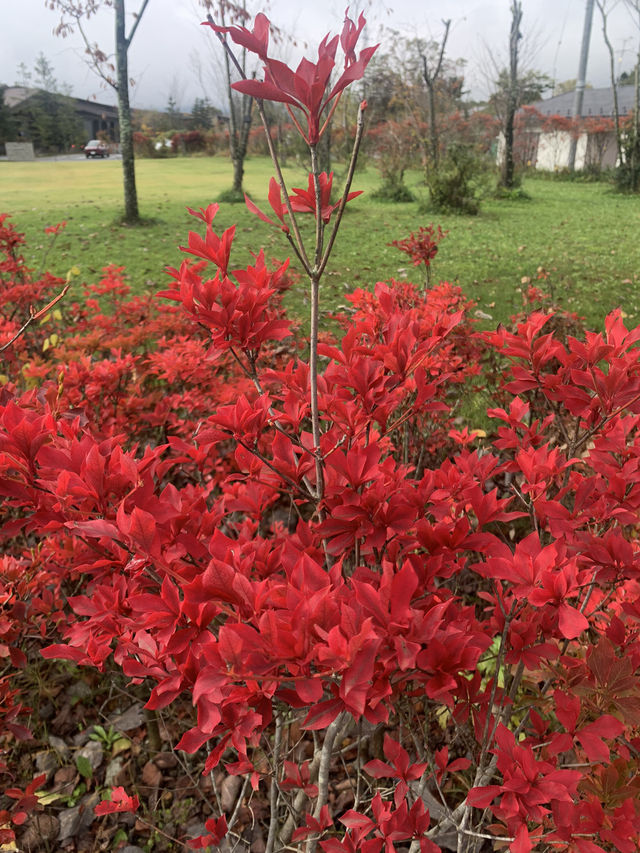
<box><xmin>389</xmin><ymin>224</ymin><xmax>448</xmax><ymax>272</ymax></box>
<box><xmin>205</xmin><ymin>10</ymin><xmax>377</xmax><ymax>144</ymax></box>
<box><xmin>0</xmin><ymin>213</ymin><xmax>290</xmax><ymax>844</ymax></box>
<box><xmin>3</xmin><ymin>12</ymin><xmax>640</xmax><ymax>850</ymax></box>
<box><xmin>94</xmin><ymin>786</ymin><xmax>140</xmax><ymax>816</ymax></box>
<box><xmin>247</xmin><ymin>172</ymin><xmax>362</xmax><ymax>232</ymax></box>
<box><xmin>2</xmin><ymin>203</ymin><xmax>640</xmax><ymax>851</ymax></box>
<box><xmin>0</xmin><ymin>214</ymin><xmax>69</xmax><ymax>363</ymax></box>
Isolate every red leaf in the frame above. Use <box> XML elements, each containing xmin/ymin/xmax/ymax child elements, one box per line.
<box><xmin>94</xmin><ymin>787</ymin><xmax>139</xmax><ymax>816</ymax></box>
<box><xmin>558</xmin><ymin>604</ymin><xmax>589</xmax><ymax>640</ymax></box>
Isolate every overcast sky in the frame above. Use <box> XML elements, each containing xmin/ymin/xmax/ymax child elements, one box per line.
<box><xmin>2</xmin><ymin>0</ymin><xmax>639</xmax><ymax>111</ymax></box>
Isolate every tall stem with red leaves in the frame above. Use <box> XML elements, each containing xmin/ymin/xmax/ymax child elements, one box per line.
<box><xmin>309</xmin><ymin>143</ymin><xmax>325</xmax><ymax>504</ymax></box>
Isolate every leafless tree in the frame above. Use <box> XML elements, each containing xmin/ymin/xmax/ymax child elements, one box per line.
<box><xmin>421</xmin><ymin>18</ymin><xmax>451</xmax><ymax>168</ymax></box>
<box><xmin>196</xmin><ymin>0</ymin><xmax>262</xmax><ymax>200</ymax></box>
<box><xmin>596</xmin><ymin>0</ymin><xmax>640</xmax><ymax>188</ymax></box>
<box><xmin>47</xmin><ymin>0</ymin><xmax>150</xmax><ymax>223</ymax></box>
<box><xmin>596</xmin><ymin>0</ymin><xmax>625</xmax><ymax>165</ymax></box>
<box><xmin>624</xmin><ymin>0</ymin><xmax>640</xmax><ymax>186</ymax></box>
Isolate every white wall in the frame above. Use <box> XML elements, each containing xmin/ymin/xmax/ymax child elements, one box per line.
<box><xmin>535</xmin><ymin>131</ymin><xmax>588</xmax><ymax>170</ymax></box>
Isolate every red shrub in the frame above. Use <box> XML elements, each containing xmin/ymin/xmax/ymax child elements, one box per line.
<box><xmin>2</xmin><ymin>10</ymin><xmax>640</xmax><ymax>852</ymax></box>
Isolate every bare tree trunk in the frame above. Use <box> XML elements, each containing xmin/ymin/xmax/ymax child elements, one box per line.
<box><xmin>500</xmin><ymin>1</ymin><xmax>522</xmax><ymax>188</ymax></box>
<box><xmin>597</xmin><ymin>0</ymin><xmax>624</xmax><ymax>167</ymax></box>
<box><xmin>421</xmin><ymin>19</ymin><xmax>451</xmax><ymax>169</ymax></box>
<box><xmin>632</xmin><ymin>3</ymin><xmax>640</xmax><ymax>189</ymax></box>
<box><xmin>115</xmin><ymin>0</ymin><xmax>140</xmax><ymax>223</ymax></box>
<box><xmin>225</xmin><ymin>86</ymin><xmax>253</xmax><ymax>196</ymax></box>
<box><xmin>49</xmin><ymin>0</ymin><xmax>149</xmax><ymax>223</ymax></box>
<box><xmin>426</xmin><ymin>82</ymin><xmax>438</xmax><ymax>163</ymax></box>
<box><xmin>232</xmin><ymin>150</ymin><xmax>245</xmax><ymax>193</ymax></box>
<box><xmin>216</xmin><ymin>4</ymin><xmax>254</xmax><ymax>198</ymax></box>
<box><xmin>631</xmin><ymin>47</ymin><xmax>640</xmax><ymax>189</ymax></box>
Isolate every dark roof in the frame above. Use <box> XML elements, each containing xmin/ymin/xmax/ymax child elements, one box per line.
<box><xmin>528</xmin><ymin>86</ymin><xmax>636</xmax><ymax>118</ymax></box>
<box><xmin>3</xmin><ymin>86</ymin><xmax>118</xmax><ymax>117</ymax></box>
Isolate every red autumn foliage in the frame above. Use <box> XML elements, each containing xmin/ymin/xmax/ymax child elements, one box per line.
<box><xmin>94</xmin><ymin>786</ymin><xmax>140</xmax><ymax>816</ymax></box>
<box><xmin>2</xmin><ymin>11</ymin><xmax>640</xmax><ymax>852</ymax></box>
<box><xmin>389</xmin><ymin>224</ymin><xmax>448</xmax><ymax>284</ymax></box>
<box><xmin>4</xmin><ymin>203</ymin><xmax>640</xmax><ymax>851</ymax></box>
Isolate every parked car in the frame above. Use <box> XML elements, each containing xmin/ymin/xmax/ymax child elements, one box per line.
<box><xmin>84</xmin><ymin>140</ymin><xmax>110</xmax><ymax>159</ymax></box>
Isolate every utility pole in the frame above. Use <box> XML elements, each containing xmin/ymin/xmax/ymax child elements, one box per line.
<box><xmin>568</xmin><ymin>0</ymin><xmax>595</xmax><ymax>170</ymax></box>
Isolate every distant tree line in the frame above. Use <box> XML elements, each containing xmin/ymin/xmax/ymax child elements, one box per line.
<box><xmin>133</xmin><ymin>96</ymin><xmax>221</xmax><ymax>134</ymax></box>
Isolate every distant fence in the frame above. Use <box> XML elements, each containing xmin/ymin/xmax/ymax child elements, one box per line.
<box><xmin>5</xmin><ymin>142</ymin><xmax>35</xmax><ymax>161</ymax></box>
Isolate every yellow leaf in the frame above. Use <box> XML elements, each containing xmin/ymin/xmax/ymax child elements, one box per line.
<box><xmin>435</xmin><ymin>705</ymin><xmax>450</xmax><ymax>729</ymax></box>
<box><xmin>36</xmin><ymin>790</ymin><xmax>64</xmax><ymax>806</ymax></box>
<box><xmin>42</xmin><ymin>333</ymin><xmax>59</xmax><ymax>353</ymax></box>
<box><xmin>111</xmin><ymin>736</ymin><xmax>132</xmax><ymax>757</ymax></box>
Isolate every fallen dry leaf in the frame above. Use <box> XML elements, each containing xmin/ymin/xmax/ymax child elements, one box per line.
<box><xmin>141</xmin><ymin>759</ymin><xmax>162</xmax><ymax>788</ymax></box>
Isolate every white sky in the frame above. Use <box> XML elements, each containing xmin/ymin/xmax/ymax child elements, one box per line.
<box><xmin>1</xmin><ymin>0</ymin><xmax>639</xmax><ymax>111</ymax></box>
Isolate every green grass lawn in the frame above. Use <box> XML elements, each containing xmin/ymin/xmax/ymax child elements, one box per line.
<box><xmin>2</xmin><ymin>155</ymin><xmax>640</xmax><ymax>329</ymax></box>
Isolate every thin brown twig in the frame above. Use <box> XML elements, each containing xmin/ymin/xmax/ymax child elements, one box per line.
<box><xmin>318</xmin><ymin>102</ymin><xmax>366</xmax><ymax>277</ymax></box>
<box><xmin>265</xmin><ymin>712</ymin><xmax>283</xmax><ymax>853</ymax></box>
<box><xmin>0</xmin><ymin>282</ymin><xmax>70</xmax><ymax>354</ymax></box>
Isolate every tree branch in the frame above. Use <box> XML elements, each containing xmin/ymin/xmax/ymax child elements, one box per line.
<box><xmin>126</xmin><ymin>0</ymin><xmax>150</xmax><ymax>46</ymax></box>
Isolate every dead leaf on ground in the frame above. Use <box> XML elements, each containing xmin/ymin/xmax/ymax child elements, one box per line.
<box><xmin>220</xmin><ymin>774</ymin><xmax>242</xmax><ymax>812</ymax></box>
<box><xmin>18</xmin><ymin>814</ymin><xmax>60</xmax><ymax>851</ymax></box>
<box><xmin>152</xmin><ymin>751</ymin><xmax>178</xmax><ymax>769</ymax></box>
<box><xmin>51</xmin><ymin>765</ymin><xmax>79</xmax><ymax>796</ymax></box>
<box><xmin>141</xmin><ymin>759</ymin><xmax>162</xmax><ymax>788</ymax></box>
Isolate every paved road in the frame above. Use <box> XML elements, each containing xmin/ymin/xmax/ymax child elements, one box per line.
<box><xmin>0</xmin><ymin>153</ymin><xmax>122</xmax><ymax>162</ymax></box>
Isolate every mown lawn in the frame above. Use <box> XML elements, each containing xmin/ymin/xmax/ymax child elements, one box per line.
<box><xmin>2</xmin><ymin>154</ymin><xmax>640</xmax><ymax>328</ymax></box>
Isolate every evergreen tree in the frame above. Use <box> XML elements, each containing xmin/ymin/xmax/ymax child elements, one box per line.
<box><xmin>9</xmin><ymin>55</ymin><xmax>84</xmax><ymax>152</ymax></box>
<box><xmin>0</xmin><ymin>87</ymin><xmax>17</xmax><ymax>145</ymax></box>
<box><xmin>190</xmin><ymin>97</ymin><xmax>216</xmax><ymax>130</ymax></box>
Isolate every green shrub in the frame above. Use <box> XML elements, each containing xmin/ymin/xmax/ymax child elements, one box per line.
<box><xmin>371</xmin><ymin>179</ymin><xmax>416</xmax><ymax>203</ymax></box>
<box><xmin>492</xmin><ymin>184</ymin><xmax>531</xmax><ymax>201</ymax></box>
<box><xmin>426</xmin><ymin>144</ymin><xmax>488</xmax><ymax>215</ymax></box>
<box><xmin>217</xmin><ymin>187</ymin><xmax>246</xmax><ymax>204</ymax></box>
<box><xmin>615</xmin><ymin>128</ymin><xmax>640</xmax><ymax>193</ymax></box>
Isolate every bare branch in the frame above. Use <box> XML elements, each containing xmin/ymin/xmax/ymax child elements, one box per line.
<box><xmin>126</xmin><ymin>0</ymin><xmax>150</xmax><ymax>45</ymax></box>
